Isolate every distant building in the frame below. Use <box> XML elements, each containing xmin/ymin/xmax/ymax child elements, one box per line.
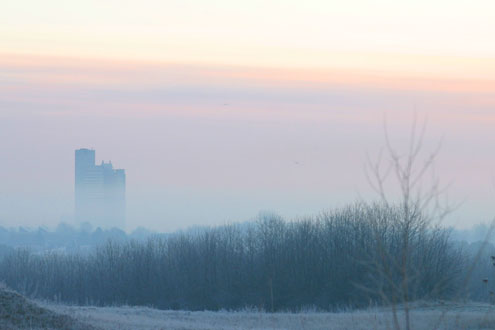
<box><xmin>75</xmin><ymin>149</ymin><xmax>125</xmax><ymax>228</ymax></box>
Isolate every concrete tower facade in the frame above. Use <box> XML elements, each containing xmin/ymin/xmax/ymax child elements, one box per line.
<box><xmin>75</xmin><ymin>149</ymin><xmax>126</xmax><ymax>228</ymax></box>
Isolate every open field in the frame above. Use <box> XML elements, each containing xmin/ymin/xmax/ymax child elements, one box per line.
<box><xmin>4</xmin><ymin>286</ymin><xmax>495</xmax><ymax>330</ymax></box>
<box><xmin>45</xmin><ymin>302</ymin><xmax>495</xmax><ymax>330</ymax></box>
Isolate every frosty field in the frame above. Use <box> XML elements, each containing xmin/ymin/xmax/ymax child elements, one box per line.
<box><xmin>45</xmin><ymin>302</ymin><xmax>495</xmax><ymax>330</ymax></box>
<box><xmin>3</xmin><ymin>285</ymin><xmax>495</xmax><ymax>330</ymax></box>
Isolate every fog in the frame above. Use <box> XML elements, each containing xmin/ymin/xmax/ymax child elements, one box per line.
<box><xmin>1</xmin><ymin>59</ymin><xmax>495</xmax><ymax>231</ymax></box>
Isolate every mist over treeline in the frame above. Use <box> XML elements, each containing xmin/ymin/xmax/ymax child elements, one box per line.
<box><xmin>0</xmin><ymin>223</ymin><xmax>154</xmax><ymax>254</ymax></box>
<box><xmin>2</xmin><ymin>202</ymin><xmax>486</xmax><ymax>311</ymax></box>
<box><xmin>0</xmin><ymin>213</ymin><xmax>492</xmax><ymax>252</ymax></box>
<box><xmin>1</xmin><ymin>203</ymin><xmax>494</xmax><ymax>311</ymax></box>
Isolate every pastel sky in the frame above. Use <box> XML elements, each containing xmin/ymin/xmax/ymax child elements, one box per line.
<box><xmin>1</xmin><ymin>1</ymin><xmax>495</xmax><ymax>231</ymax></box>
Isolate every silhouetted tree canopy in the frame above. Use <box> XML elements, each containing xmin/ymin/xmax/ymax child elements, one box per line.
<box><xmin>0</xmin><ymin>203</ymin><xmax>466</xmax><ymax>311</ymax></box>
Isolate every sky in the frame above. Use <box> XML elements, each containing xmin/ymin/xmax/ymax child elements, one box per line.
<box><xmin>1</xmin><ymin>0</ymin><xmax>495</xmax><ymax>231</ymax></box>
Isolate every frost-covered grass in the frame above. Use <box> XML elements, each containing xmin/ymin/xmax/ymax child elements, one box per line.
<box><xmin>45</xmin><ymin>302</ymin><xmax>495</xmax><ymax>330</ymax></box>
<box><xmin>0</xmin><ymin>286</ymin><xmax>97</xmax><ymax>330</ymax></box>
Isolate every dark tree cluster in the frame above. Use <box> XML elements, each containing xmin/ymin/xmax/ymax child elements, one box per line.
<box><xmin>0</xmin><ymin>203</ymin><xmax>462</xmax><ymax>311</ymax></box>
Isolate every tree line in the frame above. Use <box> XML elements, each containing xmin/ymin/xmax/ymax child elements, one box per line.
<box><xmin>0</xmin><ymin>223</ymin><xmax>153</xmax><ymax>253</ymax></box>
<box><xmin>0</xmin><ymin>203</ymin><xmax>464</xmax><ymax>311</ymax></box>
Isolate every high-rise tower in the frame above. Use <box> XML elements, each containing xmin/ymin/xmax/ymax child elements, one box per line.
<box><xmin>75</xmin><ymin>149</ymin><xmax>126</xmax><ymax>228</ymax></box>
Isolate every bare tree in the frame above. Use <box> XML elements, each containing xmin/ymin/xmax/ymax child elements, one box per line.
<box><xmin>364</xmin><ymin>114</ymin><xmax>457</xmax><ymax>330</ymax></box>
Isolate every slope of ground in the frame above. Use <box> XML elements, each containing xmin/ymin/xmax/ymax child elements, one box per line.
<box><xmin>46</xmin><ymin>302</ymin><xmax>495</xmax><ymax>330</ymax></box>
<box><xmin>0</xmin><ymin>287</ymin><xmax>98</xmax><ymax>330</ymax></box>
